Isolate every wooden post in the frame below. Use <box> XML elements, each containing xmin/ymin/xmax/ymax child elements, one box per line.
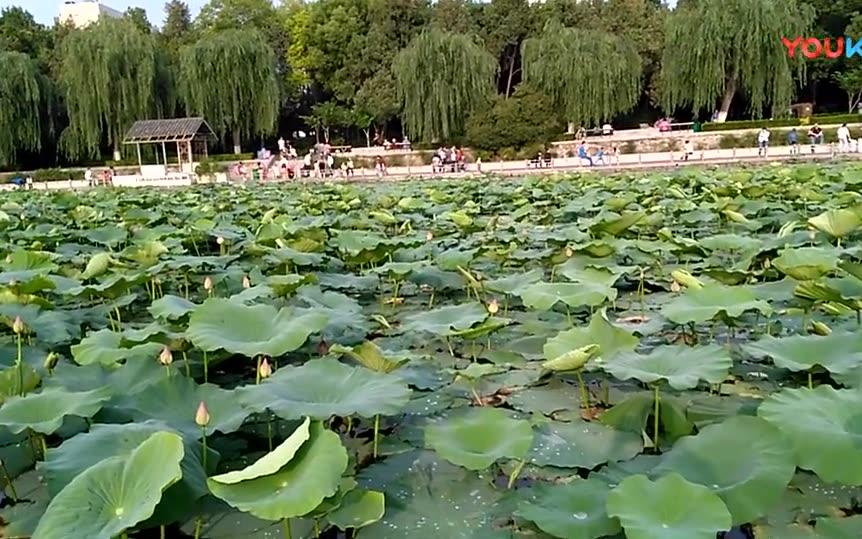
<box><xmin>188</xmin><ymin>140</ymin><xmax>194</xmax><ymax>168</ymax></box>
<box><xmin>162</xmin><ymin>142</ymin><xmax>168</xmax><ymax>168</ymax></box>
<box><xmin>176</xmin><ymin>141</ymin><xmax>182</xmax><ymax>170</ymax></box>
<box><xmin>136</xmin><ymin>143</ymin><xmax>142</xmax><ymax>168</ymax></box>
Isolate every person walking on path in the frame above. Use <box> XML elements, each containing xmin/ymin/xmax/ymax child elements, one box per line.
<box><xmin>787</xmin><ymin>128</ymin><xmax>799</xmax><ymax>156</ymax></box>
<box><xmin>838</xmin><ymin>123</ymin><xmax>851</xmax><ymax>153</ymax></box>
<box><xmin>757</xmin><ymin>127</ymin><xmax>770</xmax><ymax>157</ymax></box>
<box><xmin>577</xmin><ymin>141</ymin><xmax>593</xmax><ymax>166</ymax></box>
<box><xmin>808</xmin><ymin>124</ymin><xmax>823</xmax><ymax>154</ymax></box>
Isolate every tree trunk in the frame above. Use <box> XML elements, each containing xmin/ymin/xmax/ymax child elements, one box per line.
<box><xmin>232</xmin><ymin>129</ymin><xmax>241</xmax><ymax>155</ymax></box>
<box><xmin>716</xmin><ymin>77</ymin><xmax>737</xmax><ymax>123</ymax></box>
<box><xmin>505</xmin><ymin>49</ymin><xmax>516</xmax><ymax>98</ymax></box>
<box><xmin>363</xmin><ymin>128</ymin><xmax>371</xmax><ymax>148</ymax></box>
<box><xmin>112</xmin><ymin>140</ymin><xmax>121</xmax><ymax>162</ymax></box>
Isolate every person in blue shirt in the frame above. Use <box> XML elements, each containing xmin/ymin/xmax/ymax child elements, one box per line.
<box><xmin>787</xmin><ymin>128</ymin><xmax>798</xmax><ymax>156</ymax></box>
<box><xmin>577</xmin><ymin>141</ymin><xmax>593</xmax><ymax>166</ymax></box>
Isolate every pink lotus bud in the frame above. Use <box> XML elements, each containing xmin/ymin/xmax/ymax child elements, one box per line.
<box><xmin>12</xmin><ymin>316</ymin><xmax>24</xmax><ymax>335</ymax></box>
<box><xmin>203</xmin><ymin>276</ymin><xmax>213</xmax><ymax>292</ymax></box>
<box><xmin>159</xmin><ymin>346</ymin><xmax>173</xmax><ymax>366</ymax></box>
<box><xmin>195</xmin><ymin>401</ymin><xmax>210</xmax><ymax>427</ymax></box>
<box><xmin>259</xmin><ymin>357</ymin><xmax>272</xmax><ymax>379</ymax></box>
<box><xmin>242</xmin><ymin>275</ymin><xmax>251</xmax><ymax>289</ymax></box>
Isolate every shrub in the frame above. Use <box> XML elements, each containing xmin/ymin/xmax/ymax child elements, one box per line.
<box><xmin>703</xmin><ymin>113</ymin><xmax>862</xmax><ymax>132</ymax></box>
<box><xmin>465</xmin><ymin>85</ymin><xmax>563</xmax><ymax>153</ymax></box>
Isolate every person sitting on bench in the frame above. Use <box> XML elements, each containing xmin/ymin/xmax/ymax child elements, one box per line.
<box><xmin>578</xmin><ymin>141</ymin><xmax>593</xmax><ymax>166</ymax></box>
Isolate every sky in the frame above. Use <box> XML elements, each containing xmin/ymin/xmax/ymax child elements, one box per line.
<box><xmin>0</xmin><ymin>0</ymin><xmax>208</xmax><ymax>27</ymax></box>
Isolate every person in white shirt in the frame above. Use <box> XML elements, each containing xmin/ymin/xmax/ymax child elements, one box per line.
<box><xmin>757</xmin><ymin>127</ymin><xmax>770</xmax><ymax>157</ymax></box>
<box><xmin>278</xmin><ymin>137</ymin><xmax>286</xmax><ymax>154</ymax></box>
<box><xmin>84</xmin><ymin>168</ymin><xmax>93</xmax><ymax>187</ymax></box>
<box><xmin>683</xmin><ymin>140</ymin><xmax>694</xmax><ymax>161</ymax></box>
<box><xmin>837</xmin><ymin>123</ymin><xmax>851</xmax><ymax>152</ymax></box>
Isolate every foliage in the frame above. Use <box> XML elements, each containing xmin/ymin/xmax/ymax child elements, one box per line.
<box><xmin>702</xmin><ymin>113</ymin><xmax>862</xmax><ymax>131</ymax></box>
<box><xmin>0</xmin><ymin>52</ymin><xmax>43</xmax><ymax>167</ymax></box>
<box><xmin>522</xmin><ymin>21</ymin><xmax>642</xmax><ymax>126</ymax></box>
<box><xmin>465</xmin><ymin>85</ymin><xmax>562</xmax><ymax>152</ymax></box>
<box><xmin>394</xmin><ymin>29</ymin><xmax>497</xmax><ymax>141</ymax></box>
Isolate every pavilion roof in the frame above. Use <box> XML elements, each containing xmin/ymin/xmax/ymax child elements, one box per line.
<box><xmin>123</xmin><ymin>117</ymin><xmax>216</xmax><ymax>144</ymax></box>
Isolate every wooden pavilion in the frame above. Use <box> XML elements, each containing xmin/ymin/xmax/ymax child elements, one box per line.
<box><xmin>123</xmin><ymin>117</ymin><xmax>216</xmax><ymax>171</ymax></box>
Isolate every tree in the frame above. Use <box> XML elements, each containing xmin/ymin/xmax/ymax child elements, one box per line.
<box><xmin>522</xmin><ymin>22</ymin><xmax>642</xmax><ymax>128</ymax></box>
<box><xmin>835</xmin><ymin>12</ymin><xmax>862</xmax><ymax>113</ymax></box>
<box><xmin>125</xmin><ymin>7</ymin><xmax>152</xmax><ymax>34</ymax></box>
<box><xmin>302</xmin><ymin>101</ymin><xmax>352</xmax><ymax>142</ymax></box>
<box><xmin>0</xmin><ymin>52</ymin><xmax>43</xmax><ymax>166</ymax></box>
<box><xmin>162</xmin><ymin>1</ymin><xmax>193</xmax><ymax>49</ymax></box>
<box><xmin>0</xmin><ymin>7</ymin><xmax>53</xmax><ymax>67</ymax></box>
<box><xmin>180</xmin><ymin>28</ymin><xmax>279</xmax><ymax>154</ymax></box>
<box><xmin>430</xmin><ymin>0</ymin><xmax>476</xmax><ymax>35</ymax></box>
<box><xmin>355</xmin><ymin>69</ymin><xmax>400</xmax><ymax>141</ymax></box>
<box><xmin>465</xmin><ymin>84</ymin><xmax>562</xmax><ymax>152</ymax></box>
<box><xmin>394</xmin><ymin>29</ymin><xmax>497</xmax><ymax>141</ymax></box>
<box><xmin>58</xmin><ymin>18</ymin><xmax>165</xmax><ymax>161</ymax></box>
<box><xmin>479</xmin><ymin>0</ymin><xmax>535</xmax><ymax>97</ymax></box>
<box><xmin>661</xmin><ymin>0</ymin><xmax>812</xmax><ymax>122</ymax></box>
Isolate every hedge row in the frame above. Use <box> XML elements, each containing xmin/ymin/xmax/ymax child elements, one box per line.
<box><xmin>702</xmin><ymin>113</ymin><xmax>862</xmax><ymax>132</ymax></box>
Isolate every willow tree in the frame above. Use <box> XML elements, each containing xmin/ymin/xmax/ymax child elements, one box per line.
<box><xmin>393</xmin><ymin>29</ymin><xmax>497</xmax><ymax>142</ymax></box>
<box><xmin>522</xmin><ymin>22</ymin><xmax>642</xmax><ymax>129</ymax></box>
<box><xmin>0</xmin><ymin>52</ymin><xmax>42</xmax><ymax>167</ymax></box>
<box><xmin>661</xmin><ymin>0</ymin><xmax>812</xmax><ymax>122</ymax></box>
<box><xmin>58</xmin><ymin>18</ymin><xmax>164</xmax><ymax>161</ymax></box>
<box><xmin>180</xmin><ymin>28</ymin><xmax>279</xmax><ymax>154</ymax></box>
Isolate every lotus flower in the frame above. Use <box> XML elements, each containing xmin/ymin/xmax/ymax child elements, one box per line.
<box><xmin>195</xmin><ymin>401</ymin><xmax>210</xmax><ymax>427</ymax></box>
<box><xmin>159</xmin><ymin>346</ymin><xmax>173</xmax><ymax>366</ymax></box>
<box><xmin>259</xmin><ymin>357</ymin><xmax>272</xmax><ymax>379</ymax></box>
<box><xmin>12</xmin><ymin>316</ymin><xmax>24</xmax><ymax>335</ymax></box>
<box><xmin>203</xmin><ymin>276</ymin><xmax>213</xmax><ymax>292</ymax></box>
<box><xmin>487</xmin><ymin>299</ymin><xmax>499</xmax><ymax>315</ymax></box>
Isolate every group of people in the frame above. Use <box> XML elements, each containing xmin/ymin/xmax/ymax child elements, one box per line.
<box><xmin>754</xmin><ymin>123</ymin><xmax>853</xmax><ymax>157</ymax></box>
<box><xmin>431</xmin><ymin>146</ymin><xmax>466</xmax><ymax>173</ymax></box>
<box><xmin>577</xmin><ymin>141</ymin><xmax>619</xmax><ymax>166</ymax></box>
<box><xmin>85</xmin><ymin>167</ymin><xmax>114</xmax><ymax>187</ymax></box>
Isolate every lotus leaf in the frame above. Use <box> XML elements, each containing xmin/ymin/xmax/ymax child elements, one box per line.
<box><xmin>187</xmin><ymin>298</ymin><xmax>328</xmax><ymax>357</ymax></box>
<box><xmin>401</xmin><ymin>302</ymin><xmax>488</xmax><ymax>336</ymax></box>
<box><xmin>425</xmin><ymin>407</ymin><xmax>533</xmax><ymax>470</ymax></box>
<box><xmin>758</xmin><ymin>386</ymin><xmax>862</xmax><ymax>484</ymax></box>
<box><xmin>653</xmin><ymin>416</ymin><xmax>796</xmax><ymax>524</ymax></box>
<box><xmin>211</xmin><ymin>418</ymin><xmax>311</xmax><ymax>485</ymax></box>
<box><xmin>606</xmin><ymin>473</ymin><xmax>732</xmax><ymax>539</ymax></box>
<box><xmin>148</xmin><ymin>295</ymin><xmax>197</xmax><ymax>320</ymax></box>
<box><xmin>744</xmin><ymin>333</ymin><xmax>862</xmax><ymax>374</ymax></box>
<box><xmin>543</xmin><ymin>309</ymin><xmax>639</xmax><ymax>363</ymax></box>
<box><xmin>519</xmin><ymin>282</ymin><xmax>617</xmax><ymax>311</ymax></box>
<box><xmin>528</xmin><ymin>420</ymin><xmax>643</xmax><ymax>469</ymax></box>
<box><xmin>32</xmin><ymin>432</ymin><xmax>184</xmax><ymax>539</ymax></box>
<box><xmin>328</xmin><ymin>489</ymin><xmax>385</xmax><ymax>530</ymax></box>
<box><xmin>773</xmin><ymin>247</ymin><xmax>840</xmax><ymax>280</ymax></box>
<box><xmin>808</xmin><ymin>208</ymin><xmax>862</xmax><ymax>238</ymax></box>
<box><xmin>240</xmin><ymin>358</ymin><xmax>411</xmax><ymax>419</ymax></box>
<box><xmin>329</xmin><ymin>341</ymin><xmax>407</xmax><ymax>373</ymax></box>
<box><xmin>515</xmin><ymin>479</ymin><xmax>621</xmax><ymax>539</ymax></box>
<box><xmin>0</xmin><ymin>387</ymin><xmax>110</xmax><ymax>434</ymax></box>
<box><xmin>207</xmin><ymin>422</ymin><xmax>348</xmax><ymax>521</ymax></box>
<box><xmin>661</xmin><ymin>285</ymin><xmax>772</xmax><ymax>324</ymax></box>
<box><xmin>603</xmin><ymin>345</ymin><xmax>732</xmax><ymax>390</ymax></box>
<box><xmin>70</xmin><ymin>329</ymin><xmax>164</xmax><ymax>366</ymax></box>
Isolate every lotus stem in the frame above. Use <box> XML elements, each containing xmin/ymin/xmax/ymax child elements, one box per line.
<box><xmin>114</xmin><ymin>307</ymin><xmax>122</xmax><ymax>327</ymax></box>
<box><xmin>193</xmin><ymin>518</ymin><xmax>203</xmax><ymax>539</ymax></box>
<box><xmin>428</xmin><ymin>290</ymin><xmax>435</xmax><ymax>307</ymax></box>
<box><xmin>0</xmin><ymin>460</ymin><xmax>18</xmax><ymax>501</ymax></box>
<box><xmin>565</xmin><ymin>306</ymin><xmax>572</xmax><ymax>325</ymax></box>
<box><xmin>601</xmin><ymin>378</ymin><xmax>610</xmax><ymax>407</ymax></box>
<box><xmin>575</xmin><ymin>370</ymin><xmax>590</xmax><ymax>411</ymax></box>
<box><xmin>40</xmin><ymin>435</ymin><xmax>47</xmax><ymax>460</ymax></box>
<box><xmin>203</xmin><ymin>350</ymin><xmax>209</xmax><ymax>383</ymax></box>
<box><xmin>256</xmin><ymin>356</ymin><xmax>261</xmax><ymax>385</ymax></box>
<box><xmin>445</xmin><ymin>337</ymin><xmax>454</xmax><ymax>357</ymax></box>
<box><xmin>346</xmin><ymin>416</ymin><xmax>353</xmax><ymax>436</ymax></box>
<box><xmin>638</xmin><ymin>269</ymin><xmax>645</xmax><ymax>316</ymax></box>
<box><xmin>182</xmin><ymin>350</ymin><xmax>190</xmax><ymax>377</ymax></box>
<box><xmin>808</xmin><ymin>371</ymin><xmax>814</xmax><ymax>390</ymax></box>
<box><xmin>160</xmin><ymin>525</ymin><xmax>166</xmax><ymax>539</ymax></box>
<box><xmin>283</xmin><ymin>518</ymin><xmax>292</xmax><ymax>539</ymax></box>
<box><xmin>314</xmin><ymin>519</ymin><xmax>320</xmax><ymax>537</ymax></box>
<box><xmin>267</xmin><ymin>415</ymin><xmax>273</xmax><ymax>452</ymax></box>
<box><xmin>201</xmin><ymin>427</ymin><xmax>208</xmax><ymax>472</ymax></box>
<box><xmin>373</xmin><ymin>415</ymin><xmax>381</xmax><ymax>458</ymax></box>
<box><xmin>653</xmin><ymin>384</ymin><xmax>661</xmax><ymax>452</ymax></box>
<box><xmin>471</xmin><ymin>386</ymin><xmax>483</xmax><ymax>406</ymax></box>
<box><xmin>507</xmin><ymin>459</ymin><xmax>526</xmax><ymax>489</ymax></box>
<box><xmin>15</xmin><ymin>332</ymin><xmax>23</xmax><ymax>396</ymax></box>
<box><xmin>857</xmin><ymin>310</ymin><xmax>860</xmax><ymax>326</ymax></box>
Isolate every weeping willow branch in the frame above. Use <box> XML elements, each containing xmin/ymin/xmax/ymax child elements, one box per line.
<box><xmin>660</xmin><ymin>0</ymin><xmax>812</xmax><ymax>118</ymax></box>
<box><xmin>522</xmin><ymin>22</ymin><xmax>642</xmax><ymax>128</ymax></box>
<box><xmin>0</xmin><ymin>52</ymin><xmax>42</xmax><ymax>167</ymax></box>
<box><xmin>58</xmin><ymin>18</ymin><xmax>164</xmax><ymax>160</ymax></box>
<box><xmin>394</xmin><ymin>29</ymin><xmax>497</xmax><ymax>142</ymax></box>
<box><xmin>179</xmin><ymin>28</ymin><xmax>279</xmax><ymax>151</ymax></box>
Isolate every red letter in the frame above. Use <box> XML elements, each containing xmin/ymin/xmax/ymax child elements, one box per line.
<box><xmin>824</xmin><ymin>37</ymin><xmax>844</xmax><ymax>58</ymax></box>
<box><xmin>802</xmin><ymin>38</ymin><xmax>823</xmax><ymax>59</ymax></box>
<box><xmin>782</xmin><ymin>36</ymin><xmax>803</xmax><ymax>57</ymax></box>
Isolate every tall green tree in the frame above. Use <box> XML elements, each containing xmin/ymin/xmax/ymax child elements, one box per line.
<box><xmin>0</xmin><ymin>7</ymin><xmax>52</xmax><ymax>64</ymax></box>
<box><xmin>480</xmin><ymin>0</ymin><xmax>535</xmax><ymax>97</ymax></box>
<box><xmin>522</xmin><ymin>22</ymin><xmax>642</xmax><ymax>128</ymax></box>
<box><xmin>125</xmin><ymin>7</ymin><xmax>152</xmax><ymax>34</ymax></box>
<box><xmin>0</xmin><ymin>52</ymin><xmax>43</xmax><ymax>166</ymax></box>
<box><xmin>394</xmin><ymin>29</ymin><xmax>497</xmax><ymax>141</ymax></box>
<box><xmin>180</xmin><ymin>28</ymin><xmax>279</xmax><ymax>154</ymax></box>
<box><xmin>661</xmin><ymin>0</ymin><xmax>811</xmax><ymax>121</ymax></box>
<box><xmin>58</xmin><ymin>18</ymin><xmax>165</xmax><ymax>161</ymax></box>
<box><xmin>162</xmin><ymin>1</ymin><xmax>193</xmax><ymax>50</ymax></box>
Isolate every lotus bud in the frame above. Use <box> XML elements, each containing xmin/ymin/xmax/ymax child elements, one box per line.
<box><xmin>542</xmin><ymin>344</ymin><xmax>600</xmax><ymax>372</ymax></box>
<box><xmin>259</xmin><ymin>357</ymin><xmax>272</xmax><ymax>379</ymax></box>
<box><xmin>426</xmin><ymin>231</ymin><xmax>434</xmax><ymax>241</ymax></box>
<box><xmin>44</xmin><ymin>351</ymin><xmax>59</xmax><ymax>371</ymax></box>
<box><xmin>12</xmin><ymin>316</ymin><xmax>24</xmax><ymax>335</ymax></box>
<box><xmin>670</xmin><ymin>280</ymin><xmax>681</xmax><ymax>293</ymax></box>
<box><xmin>159</xmin><ymin>346</ymin><xmax>173</xmax><ymax>366</ymax></box>
<box><xmin>216</xmin><ymin>236</ymin><xmax>225</xmax><ymax>245</ymax></box>
<box><xmin>487</xmin><ymin>299</ymin><xmax>499</xmax><ymax>315</ymax></box>
<box><xmin>242</xmin><ymin>275</ymin><xmax>251</xmax><ymax>289</ymax></box>
<box><xmin>810</xmin><ymin>321</ymin><xmax>832</xmax><ymax>336</ymax></box>
<box><xmin>808</xmin><ymin>230</ymin><xmax>816</xmax><ymax>241</ymax></box>
<box><xmin>671</xmin><ymin>269</ymin><xmax>703</xmax><ymax>290</ymax></box>
<box><xmin>565</xmin><ymin>247</ymin><xmax>573</xmax><ymax>258</ymax></box>
<box><xmin>763</xmin><ymin>258</ymin><xmax>771</xmax><ymax>269</ymax></box>
<box><xmin>203</xmin><ymin>276</ymin><xmax>213</xmax><ymax>292</ymax></box>
<box><xmin>195</xmin><ymin>401</ymin><xmax>210</xmax><ymax>427</ymax></box>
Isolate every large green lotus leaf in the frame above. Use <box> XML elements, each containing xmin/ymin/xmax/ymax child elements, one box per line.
<box><xmin>543</xmin><ymin>309</ymin><xmax>639</xmax><ymax>363</ymax></box>
<box><xmin>773</xmin><ymin>247</ymin><xmax>840</xmax><ymax>280</ymax></box>
<box><xmin>699</xmin><ymin>234</ymin><xmax>763</xmax><ymax>252</ymax></box>
<box><xmin>32</xmin><ymin>431</ymin><xmax>184</xmax><ymax>539</ymax></box>
<box><xmin>652</xmin><ymin>416</ymin><xmax>795</xmax><ymax>524</ymax></box>
<box><xmin>148</xmin><ymin>295</ymin><xmax>197</xmax><ymax>320</ymax></box>
<box><xmin>70</xmin><ymin>329</ymin><xmax>163</xmax><ymax>366</ymax></box>
<box><xmin>187</xmin><ymin>298</ymin><xmax>328</xmax><ymax>357</ymax></box>
<box><xmin>528</xmin><ymin>420</ymin><xmax>643</xmax><ymax>469</ymax></box>
<box><xmin>515</xmin><ymin>479</ymin><xmax>621</xmax><ymax>539</ymax></box>
<box><xmin>519</xmin><ymin>282</ymin><xmax>617</xmax><ymax>311</ymax></box>
<box><xmin>744</xmin><ymin>332</ymin><xmax>862</xmax><ymax>374</ymax></box>
<box><xmin>0</xmin><ymin>304</ymin><xmax>78</xmax><ymax>345</ymax></box>
<box><xmin>808</xmin><ymin>208</ymin><xmax>862</xmax><ymax>238</ymax></box>
<box><xmin>815</xmin><ymin>515</ymin><xmax>862</xmax><ymax>538</ymax></box>
<box><xmin>555</xmin><ymin>260</ymin><xmax>621</xmax><ymax>289</ymax></box>
<box><xmin>603</xmin><ymin>345</ymin><xmax>732</xmax><ymax>390</ymax></box>
<box><xmin>606</xmin><ymin>473</ymin><xmax>732</xmax><ymax>539</ymax></box>
<box><xmin>207</xmin><ymin>422</ymin><xmax>348</xmax><ymax>521</ymax></box>
<box><xmin>425</xmin><ymin>407</ymin><xmax>533</xmax><ymax>470</ymax></box>
<box><xmin>758</xmin><ymin>386</ymin><xmax>862</xmax><ymax>484</ymax></box>
<box><xmin>508</xmin><ymin>380</ymin><xmax>582</xmax><ymax>416</ymax></box>
<box><xmin>589</xmin><ymin>211</ymin><xmax>646</xmax><ymax>237</ymax></box>
<box><xmin>0</xmin><ymin>387</ymin><xmax>110</xmax><ymax>435</ymax></box>
<box><xmin>327</xmin><ymin>489</ymin><xmax>385</xmax><ymax>531</ymax></box>
<box><xmin>330</xmin><ymin>341</ymin><xmax>408</xmax><ymax>373</ymax></box>
<box><xmin>401</xmin><ymin>302</ymin><xmax>488</xmax><ymax>336</ymax></box>
<box><xmin>108</xmin><ymin>375</ymin><xmax>249</xmax><ymax>438</ymax></box>
<box><xmin>265</xmin><ymin>274</ymin><xmax>317</xmax><ymax>296</ymax></box>
<box><xmin>211</xmin><ymin>418</ymin><xmax>311</xmax><ymax>485</ymax></box>
<box><xmin>240</xmin><ymin>358</ymin><xmax>411</xmax><ymax>419</ymax></box>
<box><xmin>661</xmin><ymin>285</ymin><xmax>772</xmax><ymax>324</ymax></box>
<box><xmin>40</xmin><ymin>420</ymin><xmax>210</xmax><ymax>523</ymax></box>
<box><xmin>358</xmin><ymin>451</ymin><xmax>505</xmax><ymax>539</ymax></box>
<box><xmin>599</xmin><ymin>393</ymin><xmax>694</xmax><ymax>444</ymax></box>
<box><xmin>485</xmin><ymin>269</ymin><xmax>544</xmax><ymax>295</ymax></box>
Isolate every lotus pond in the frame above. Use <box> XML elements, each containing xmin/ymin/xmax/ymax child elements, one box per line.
<box><xmin>1</xmin><ymin>163</ymin><xmax>862</xmax><ymax>539</ymax></box>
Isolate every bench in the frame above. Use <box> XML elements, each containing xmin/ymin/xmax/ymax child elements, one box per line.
<box><xmin>527</xmin><ymin>157</ymin><xmax>554</xmax><ymax>168</ymax></box>
<box><xmin>384</xmin><ymin>142</ymin><xmax>412</xmax><ymax>151</ymax></box>
<box><xmin>330</xmin><ymin>145</ymin><xmax>352</xmax><ymax>154</ymax></box>
<box><xmin>669</xmin><ymin>122</ymin><xmax>694</xmax><ymax>131</ymax></box>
